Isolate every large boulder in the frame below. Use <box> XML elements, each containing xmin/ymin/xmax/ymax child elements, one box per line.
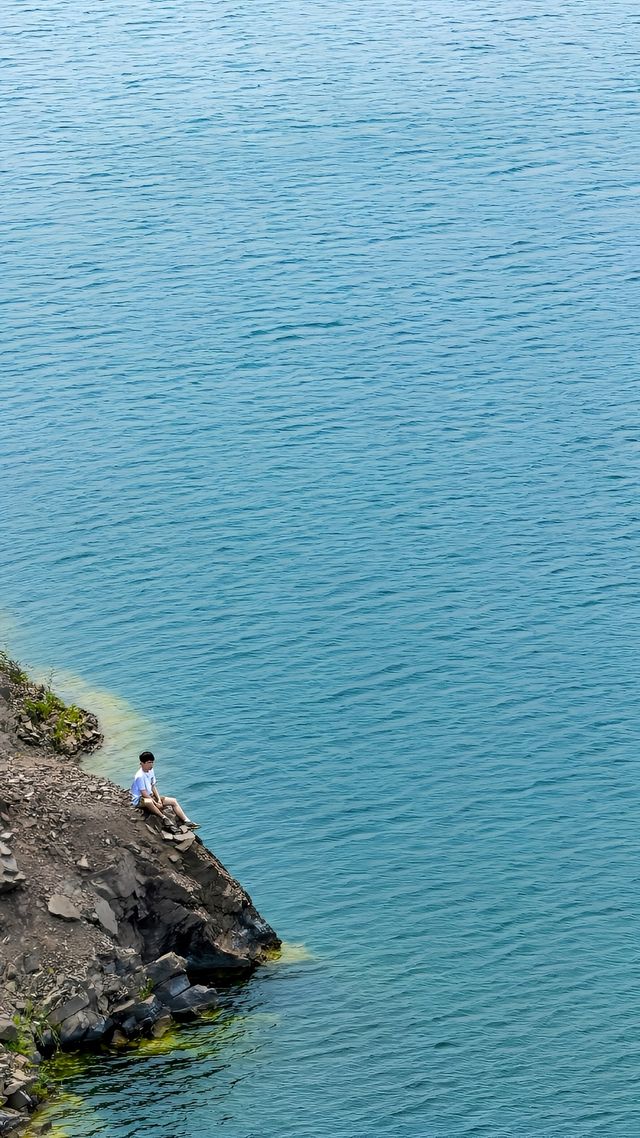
<box><xmin>145</xmin><ymin>952</ymin><xmax>186</xmax><ymax>988</ymax></box>
<box><xmin>164</xmin><ymin>984</ymin><xmax>218</xmax><ymax>1021</ymax></box>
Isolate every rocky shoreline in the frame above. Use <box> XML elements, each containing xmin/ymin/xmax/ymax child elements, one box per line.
<box><xmin>0</xmin><ymin>655</ymin><xmax>280</xmax><ymax>1133</ymax></box>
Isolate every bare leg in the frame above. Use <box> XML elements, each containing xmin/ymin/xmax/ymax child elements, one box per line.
<box><xmin>141</xmin><ymin>797</ymin><xmax>165</xmax><ymax>818</ymax></box>
<box><xmin>160</xmin><ymin>795</ymin><xmax>188</xmax><ymax>823</ymax></box>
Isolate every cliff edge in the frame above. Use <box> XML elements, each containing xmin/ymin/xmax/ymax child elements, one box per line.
<box><xmin>0</xmin><ymin>656</ymin><xmax>280</xmax><ymax>1133</ymax></box>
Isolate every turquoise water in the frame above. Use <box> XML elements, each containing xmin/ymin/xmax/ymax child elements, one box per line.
<box><xmin>3</xmin><ymin>1</ymin><xmax>640</xmax><ymax>1133</ymax></box>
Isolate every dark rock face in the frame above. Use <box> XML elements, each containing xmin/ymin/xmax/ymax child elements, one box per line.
<box><xmin>89</xmin><ymin>843</ymin><xmax>277</xmax><ymax>981</ymax></box>
<box><xmin>145</xmin><ymin>952</ymin><xmax>184</xmax><ymax>987</ymax></box>
<box><xmin>28</xmin><ymin>952</ymin><xmax>219</xmax><ymax>1052</ymax></box>
<box><xmin>154</xmin><ymin>973</ymin><xmax>191</xmax><ymax>1002</ymax></box>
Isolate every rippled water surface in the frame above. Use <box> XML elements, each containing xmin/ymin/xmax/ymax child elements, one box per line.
<box><xmin>4</xmin><ymin>1</ymin><xmax>640</xmax><ymax>1134</ymax></box>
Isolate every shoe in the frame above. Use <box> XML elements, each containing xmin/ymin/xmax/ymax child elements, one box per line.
<box><xmin>184</xmin><ymin>819</ymin><xmax>200</xmax><ymax>830</ymax></box>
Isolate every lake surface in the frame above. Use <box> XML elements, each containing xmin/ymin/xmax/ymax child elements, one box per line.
<box><xmin>3</xmin><ymin>1</ymin><xmax>640</xmax><ymax>1134</ymax></box>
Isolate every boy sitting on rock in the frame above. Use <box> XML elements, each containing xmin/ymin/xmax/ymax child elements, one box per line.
<box><xmin>130</xmin><ymin>751</ymin><xmax>199</xmax><ymax>829</ymax></box>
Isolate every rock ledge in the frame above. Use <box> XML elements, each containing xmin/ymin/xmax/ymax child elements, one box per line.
<box><xmin>0</xmin><ymin>657</ymin><xmax>280</xmax><ymax>1132</ymax></box>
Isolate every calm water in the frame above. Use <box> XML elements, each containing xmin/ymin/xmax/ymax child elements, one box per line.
<box><xmin>3</xmin><ymin>1</ymin><xmax>640</xmax><ymax>1134</ymax></box>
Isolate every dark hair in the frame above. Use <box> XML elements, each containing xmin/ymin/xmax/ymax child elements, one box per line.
<box><xmin>139</xmin><ymin>751</ymin><xmax>155</xmax><ymax>764</ymax></box>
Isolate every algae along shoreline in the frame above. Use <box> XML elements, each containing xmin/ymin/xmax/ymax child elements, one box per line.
<box><xmin>0</xmin><ymin>653</ymin><xmax>280</xmax><ymax>1134</ymax></box>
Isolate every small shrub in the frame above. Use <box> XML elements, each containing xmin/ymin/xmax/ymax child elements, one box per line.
<box><xmin>51</xmin><ymin>704</ymin><xmax>85</xmax><ymax>750</ymax></box>
<box><xmin>24</xmin><ymin>689</ymin><xmax>64</xmax><ymax>724</ymax></box>
<box><xmin>0</xmin><ymin>650</ymin><xmax>28</xmax><ymax>685</ymax></box>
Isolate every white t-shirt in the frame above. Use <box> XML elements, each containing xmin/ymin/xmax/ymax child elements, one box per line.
<box><xmin>130</xmin><ymin>767</ymin><xmax>157</xmax><ymax>806</ymax></box>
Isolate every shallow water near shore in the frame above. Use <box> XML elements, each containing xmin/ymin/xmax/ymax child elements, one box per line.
<box><xmin>4</xmin><ymin>0</ymin><xmax>640</xmax><ymax>1134</ymax></box>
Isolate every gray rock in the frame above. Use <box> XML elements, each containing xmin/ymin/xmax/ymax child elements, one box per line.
<box><xmin>154</xmin><ymin>973</ymin><xmax>191</xmax><ymax>1003</ymax></box>
<box><xmin>36</xmin><ymin>1030</ymin><xmax>56</xmax><ymax>1055</ymax></box>
<box><xmin>92</xmin><ymin>881</ymin><xmax>116</xmax><ymax>900</ymax></box>
<box><xmin>6</xmin><ymin>1088</ymin><xmax>32</xmax><ymax>1112</ymax></box>
<box><xmin>57</xmin><ymin>1012</ymin><xmax>91</xmax><ymax>1047</ymax></box>
<box><xmin>0</xmin><ymin>1019</ymin><xmax>18</xmax><ymax>1045</ymax></box>
<box><xmin>112</xmin><ymin>948</ymin><xmax>142</xmax><ymax>977</ymax></box>
<box><xmin>145</xmin><ymin>952</ymin><xmax>187</xmax><ymax>989</ymax></box>
<box><xmin>166</xmin><ymin>984</ymin><xmax>218</xmax><ymax>1020</ymax></box>
<box><xmin>47</xmin><ymin>895</ymin><xmax>80</xmax><ymax>921</ymax></box>
<box><xmin>94</xmin><ymin>898</ymin><xmax>118</xmax><ymax>936</ymax></box>
<box><xmin>48</xmin><ymin>994</ymin><xmax>90</xmax><ymax>1028</ymax></box>
<box><xmin>174</xmin><ymin>833</ymin><xmax>196</xmax><ymax>852</ymax></box>
<box><xmin>151</xmin><ymin>1014</ymin><xmax>172</xmax><ymax>1038</ymax></box>
<box><xmin>23</xmin><ymin>951</ymin><xmax>41</xmax><ymax>975</ymax></box>
<box><xmin>113</xmin><ymin>996</ymin><xmax>162</xmax><ymax>1039</ymax></box>
<box><xmin>84</xmin><ymin>1017</ymin><xmax>113</xmax><ymax>1046</ymax></box>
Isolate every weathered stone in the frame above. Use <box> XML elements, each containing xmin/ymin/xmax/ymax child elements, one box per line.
<box><xmin>84</xmin><ymin>1017</ymin><xmax>113</xmax><ymax>1046</ymax></box>
<box><xmin>47</xmin><ymin>895</ymin><xmax>80</xmax><ymax>921</ymax></box>
<box><xmin>112</xmin><ymin>948</ymin><xmax>142</xmax><ymax>977</ymax></box>
<box><xmin>154</xmin><ymin>973</ymin><xmax>191</xmax><ymax>1004</ymax></box>
<box><xmin>165</xmin><ymin>984</ymin><xmax>218</xmax><ymax>1020</ymax></box>
<box><xmin>92</xmin><ymin>881</ymin><xmax>115</xmax><ymax>900</ymax></box>
<box><xmin>0</xmin><ymin>654</ymin><xmax>280</xmax><ymax>1126</ymax></box>
<box><xmin>112</xmin><ymin>996</ymin><xmax>162</xmax><ymax>1039</ymax></box>
<box><xmin>174</xmin><ymin>833</ymin><xmax>196</xmax><ymax>852</ymax></box>
<box><xmin>145</xmin><ymin>953</ymin><xmax>187</xmax><ymax>989</ymax></box>
<box><xmin>101</xmin><ymin>853</ymin><xmax>140</xmax><ymax>900</ymax></box>
<box><xmin>7</xmin><ymin>1088</ymin><xmax>32</xmax><ymax>1112</ymax></box>
<box><xmin>57</xmin><ymin>1011</ymin><xmax>102</xmax><ymax>1048</ymax></box>
<box><xmin>151</xmin><ymin>1014</ymin><xmax>173</xmax><ymax>1038</ymax></box>
<box><xmin>48</xmin><ymin>994</ymin><xmax>90</xmax><ymax>1028</ymax></box>
<box><xmin>4</xmin><ymin>1068</ymin><xmax>37</xmax><ymax>1100</ymax></box>
<box><xmin>0</xmin><ymin>1021</ymin><xmax>18</xmax><ymax>1045</ymax></box>
<box><xmin>94</xmin><ymin>898</ymin><xmax>118</xmax><ymax>937</ymax></box>
<box><xmin>22</xmin><ymin>952</ymin><xmax>41</xmax><ymax>975</ymax></box>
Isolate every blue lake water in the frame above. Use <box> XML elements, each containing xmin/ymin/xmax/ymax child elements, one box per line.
<box><xmin>3</xmin><ymin>0</ymin><xmax>640</xmax><ymax>1133</ymax></box>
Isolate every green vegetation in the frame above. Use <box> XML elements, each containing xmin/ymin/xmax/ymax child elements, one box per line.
<box><xmin>0</xmin><ymin>647</ymin><xmax>97</xmax><ymax>754</ymax></box>
<box><xmin>7</xmin><ymin>1002</ymin><xmax>52</xmax><ymax>1057</ymax></box>
<box><xmin>50</xmin><ymin>704</ymin><xmax>85</xmax><ymax>750</ymax></box>
<box><xmin>0</xmin><ymin>649</ymin><xmax>28</xmax><ymax>685</ymax></box>
<box><xmin>22</xmin><ymin>683</ymin><xmax>86</xmax><ymax>752</ymax></box>
<box><xmin>23</xmin><ymin>689</ymin><xmax>65</xmax><ymax>723</ymax></box>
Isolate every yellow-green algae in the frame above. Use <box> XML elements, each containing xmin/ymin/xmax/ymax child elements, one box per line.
<box><xmin>23</xmin><ymin>1007</ymin><xmax>284</xmax><ymax>1135</ymax></box>
<box><xmin>24</xmin><ymin>1092</ymin><xmax>85</xmax><ymax>1138</ymax></box>
<box><xmin>266</xmin><ymin>940</ymin><xmax>316</xmax><ymax>964</ymax></box>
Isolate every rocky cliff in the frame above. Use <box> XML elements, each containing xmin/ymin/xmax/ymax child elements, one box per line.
<box><xmin>0</xmin><ymin>657</ymin><xmax>280</xmax><ymax>1133</ymax></box>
